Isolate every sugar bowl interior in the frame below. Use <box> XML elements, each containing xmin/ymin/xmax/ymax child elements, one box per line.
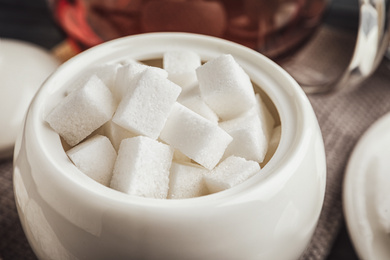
<box><xmin>13</xmin><ymin>33</ymin><xmax>326</xmax><ymax>260</ymax></box>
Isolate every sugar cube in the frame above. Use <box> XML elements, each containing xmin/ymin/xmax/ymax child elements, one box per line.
<box><xmin>66</xmin><ymin>63</ymin><xmax>121</xmax><ymax>95</ymax></box>
<box><xmin>196</xmin><ymin>54</ymin><xmax>256</xmax><ymax>120</ymax></box>
<box><xmin>66</xmin><ymin>135</ymin><xmax>117</xmax><ymax>186</ymax></box>
<box><xmin>92</xmin><ymin>63</ymin><xmax>122</xmax><ymax>92</ymax></box>
<box><xmin>102</xmin><ymin>120</ymin><xmax>136</xmax><ymax>151</ymax></box>
<box><xmin>48</xmin><ymin>51</ymin><xmax>279</xmax><ymax>199</ymax></box>
<box><xmin>163</xmin><ymin>50</ymin><xmax>201</xmax><ymax>88</ymax></box>
<box><xmin>204</xmin><ymin>156</ymin><xmax>260</xmax><ymax>193</ymax></box>
<box><xmin>110</xmin><ymin>136</ymin><xmax>173</xmax><ymax>199</ymax></box>
<box><xmin>219</xmin><ymin>112</ymin><xmax>268</xmax><ymax>163</ymax></box>
<box><xmin>179</xmin><ymin>87</ymin><xmax>219</xmax><ymax>124</ymax></box>
<box><xmin>113</xmin><ymin>68</ymin><xmax>181</xmax><ymax>139</ymax></box>
<box><xmin>114</xmin><ymin>62</ymin><xmax>168</xmax><ymax>103</ymax></box>
<box><xmin>160</xmin><ymin>102</ymin><xmax>232</xmax><ymax>170</ymax></box>
<box><xmin>46</xmin><ymin>75</ymin><xmax>116</xmax><ymax>146</ymax></box>
<box><xmin>172</xmin><ymin>149</ymin><xmax>191</xmax><ymax>163</ymax></box>
<box><xmin>168</xmin><ymin>162</ymin><xmax>209</xmax><ymax>199</ymax></box>
<box><xmin>253</xmin><ymin>94</ymin><xmax>275</xmax><ymax>141</ymax></box>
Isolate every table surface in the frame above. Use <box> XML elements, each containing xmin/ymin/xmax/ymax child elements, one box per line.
<box><xmin>0</xmin><ymin>0</ymin><xmax>361</xmax><ymax>259</ymax></box>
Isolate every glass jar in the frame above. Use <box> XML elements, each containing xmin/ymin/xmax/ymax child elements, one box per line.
<box><xmin>47</xmin><ymin>0</ymin><xmax>390</xmax><ymax>93</ymax></box>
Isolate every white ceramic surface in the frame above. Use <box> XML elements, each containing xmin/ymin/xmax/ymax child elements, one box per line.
<box><xmin>0</xmin><ymin>39</ymin><xmax>59</xmax><ymax>159</ymax></box>
<box><xmin>13</xmin><ymin>33</ymin><xmax>326</xmax><ymax>260</ymax></box>
<box><xmin>344</xmin><ymin>112</ymin><xmax>390</xmax><ymax>260</ymax></box>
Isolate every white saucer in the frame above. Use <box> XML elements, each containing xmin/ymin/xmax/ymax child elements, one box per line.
<box><xmin>0</xmin><ymin>39</ymin><xmax>59</xmax><ymax>159</ymax></box>
<box><xmin>344</xmin><ymin>111</ymin><xmax>390</xmax><ymax>260</ymax></box>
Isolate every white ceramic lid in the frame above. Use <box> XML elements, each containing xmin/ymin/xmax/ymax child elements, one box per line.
<box><xmin>0</xmin><ymin>39</ymin><xmax>59</xmax><ymax>159</ymax></box>
<box><xmin>344</xmin><ymin>111</ymin><xmax>390</xmax><ymax>260</ymax></box>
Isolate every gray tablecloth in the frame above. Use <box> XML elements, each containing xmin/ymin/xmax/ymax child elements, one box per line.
<box><xmin>302</xmin><ymin>62</ymin><xmax>390</xmax><ymax>259</ymax></box>
<box><xmin>1</xmin><ymin>49</ymin><xmax>390</xmax><ymax>260</ymax></box>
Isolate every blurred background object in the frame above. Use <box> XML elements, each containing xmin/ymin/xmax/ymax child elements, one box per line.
<box><xmin>0</xmin><ymin>0</ymin><xmax>65</xmax><ymax>49</ymax></box>
<box><xmin>45</xmin><ymin>0</ymin><xmax>390</xmax><ymax>93</ymax></box>
<box><xmin>47</xmin><ymin>0</ymin><xmax>327</xmax><ymax>59</ymax></box>
<box><xmin>0</xmin><ymin>39</ymin><xmax>59</xmax><ymax>159</ymax></box>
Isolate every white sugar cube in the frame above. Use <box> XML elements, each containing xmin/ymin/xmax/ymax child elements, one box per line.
<box><xmin>168</xmin><ymin>162</ymin><xmax>209</xmax><ymax>199</ymax></box>
<box><xmin>239</xmin><ymin>93</ymin><xmax>275</xmax><ymax>146</ymax></box>
<box><xmin>163</xmin><ymin>50</ymin><xmax>201</xmax><ymax>88</ymax></box>
<box><xmin>46</xmin><ymin>75</ymin><xmax>116</xmax><ymax>146</ymax></box>
<box><xmin>67</xmin><ymin>135</ymin><xmax>117</xmax><ymax>186</ymax></box>
<box><xmin>173</xmin><ymin>149</ymin><xmax>191</xmax><ymax>163</ymax></box>
<box><xmin>179</xmin><ymin>87</ymin><xmax>219</xmax><ymax>124</ymax></box>
<box><xmin>110</xmin><ymin>136</ymin><xmax>173</xmax><ymax>199</ymax></box>
<box><xmin>67</xmin><ymin>63</ymin><xmax>121</xmax><ymax>95</ymax></box>
<box><xmin>160</xmin><ymin>103</ymin><xmax>232</xmax><ymax>170</ymax></box>
<box><xmin>103</xmin><ymin>120</ymin><xmax>136</xmax><ymax>151</ymax></box>
<box><xmin>92</xmin><ymin>63</ymin><xmax>122</xmax><ymax>92</ymax></box>
<box><xmin>176</xmin><ymin>80</ymin><xmax>199</xmax><ymax>102</ymax></box>
<box><xmin>196</xmin><ymin>54</ymin><xmax>256</xmax><ymax>120</ymax></box>
<box><xmin>204</xmin><ymin>156</ymin><xmax>260</xmax><ymax>193</ymax></box>
<box><xmin>114</xmin><ymin>62</ymin><xmax>168</xmax><ymax>103</ymax></box>
<box><xmin>219</xmin><ymin>112</ymin><xmax>268</xmax><ymax>163</ymax></box>
<box><xmin>113</xmin><ymin>69</ymin><xmax>181</xmax><ymax>139</ymax></box>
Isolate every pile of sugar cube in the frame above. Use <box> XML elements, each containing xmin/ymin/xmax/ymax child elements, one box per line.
<box><xmin>45</xmin><ymin>51</ymin><xmax>281</xmax><ymax>199</ymax></box>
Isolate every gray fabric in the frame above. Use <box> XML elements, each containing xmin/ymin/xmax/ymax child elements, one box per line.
<box><xmin>0</xmin><ymin>159</ymin><xmax>37</xmax><ymax>260</ymax></box>
<box><xmin>300</xmin><ymin>62</ymin><xmax>390</xmax><ymax>259</ymax></box>
<box><xmin>1</xmin><ymin>62</ymin><xmax>390</xmax><ymax>260</ymax></box>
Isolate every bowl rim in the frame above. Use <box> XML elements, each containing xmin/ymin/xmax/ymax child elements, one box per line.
<box><xmin>25</xmin><ymin>32</ymin><xmax>315</xmax><ymax>207</ymax></box>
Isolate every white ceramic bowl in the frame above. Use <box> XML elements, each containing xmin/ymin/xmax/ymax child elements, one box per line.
<box><xmin>13</xmin><ymin>33</ymin><xmax>326</xmax><ymax>260</ymax></box>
